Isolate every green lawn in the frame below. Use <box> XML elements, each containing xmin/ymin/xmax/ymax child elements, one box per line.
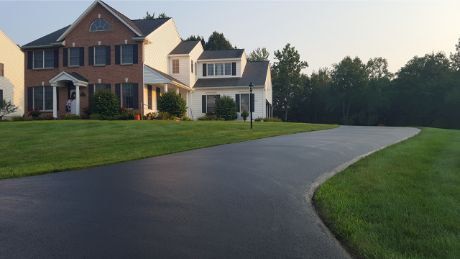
<box><xmin>314</xmin><ymin>128</ymin><xmax>460</xmax><ymax>258</ymax></box>
<box><xmin>0</xmin><ymin>120</ymin><xmax>334</xmax><ymax>179</ymax></box>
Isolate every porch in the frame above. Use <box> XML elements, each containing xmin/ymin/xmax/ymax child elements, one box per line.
<box><xmin>49</xmin><ymin>71</ymin><xmax>88</xmax><ymax>118</ymax></box>
<box><xmin>143</xmin><ymin>65</ymin><xmax>192</xmax><ymax>116</ymax></box>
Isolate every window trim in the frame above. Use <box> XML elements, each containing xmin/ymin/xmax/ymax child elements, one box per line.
<box><xmin>204</xmin><ymin>94</ymin><xmax>220</xmax><ymax>114</ymax></box>
<box><xmin>120</xmin><ymin>44</ymin><xmax>134</xmax><ymax>65</ymax></box>
<box><xmin>89</xmin><ymin>18</ymin><xmax>110</xmax><ymax>32</ymax></box>
<box><xmin>203</xmin><ymin>62</ymin><xmax>236</xmax><ymax>77</ymax></box>
<box><xmin>30</xmin><ymin>86</ymin><xmax>53</xmax><ymax>112</ymax></box>
<box><xmin>68</xmin><ymin>47</ymin><xmax>81</xmax><ymax>67</ymax></box>
<box><xmin>32</xmin><ymin>50</ymin><xmax>54</xmax><ymax>70</ymax></box>
<box><xmin>94</xmin><ymin>46</ymin><xmax>107</xmax><ymax>66</ymax></box>
<box><xmin>172</xmin><ymin>59</ymin><xmax>180</xmax><ymax>74</ymax></box>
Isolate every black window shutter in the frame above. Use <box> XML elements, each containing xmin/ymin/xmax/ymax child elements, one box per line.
<box><xmin>147</xmin><ymin>85</ymin><xmax>152</xmax><ymax>109</ymax></box>
<box><xmin>79</xmin><ymin>47</ymin><xmax>84</xmax><ymax>66</ymax></box>
<box><xmin>27</xmin><ymin>87</ymin><xmax>33</xmax><ymax>111</ymax></box>
<box><xmin>232</xmin><ymin>62</ymin><xmax>236</xmax><ymax>76</ymax></box>
<box><xmin>250</xmin><ymin>93</ymin><xmax>255</xmax><ymax>112</ymax></box>
<box><xmin>0</xmin><ymin>90</ymin><xmax>3</xmax><ymax>107</ymax></box>
<box><xmin>115</xmin><ymin>45</ymin><xmax>120</xmax><ymax>64</ymax></box>
<box><xmin>235</xmin><ymin>94</ymin><xmax>240</xmax><ymax>112</ymax></box>
<box><xmin>133</xmin><ymin>44</ymin><xmax>138</xmax><ymax>64</ymax></box>
<box><xmin>27</xmin><ymin>51</ymin><xmax>33</xmax><ymax>69</ymax></box>
<box><xmin>54</xmin><ymin>49</ymin><xmax>59</xmax><ymax>68</ymax></box>
<box><xmin>202</xmin><ymin>63</ymin><xmax>207</xmax><ymax>76</ymax></box>
<box><xmin>88</xmin><ymin>47</ymin><xmax>94</xmax><ymax>66</ymax></box>
<box><xmin>106</xmin><ymin>46</ymin><xmax>111</xmax><ymax>65</ymax></box>
<box><xmin>156</xmin><ymin>87</ymin><xmax>161</xmax><ymax>109</ymax></box>
<box><xmin>88</xmin><ymin>84</ymin><xmax>94</xmax><ymax>110</ymax></box>
<box><xmin>132</xmin><ymin>83</ymin><xmax>139</xmax><ymax>109</ymax></box>
<box><xmin>63</xmin><ymin>48</ymin><xmax>68</xmax><ymax>67</ymax></box>
<box><xmin>115</xmin><ymin>84</ymin><xmax>121</xmax><ymax>107</ymax></box>
<box><xmin>202</xmin><ymin>95</ymin><xmax>206</xmax><ymax>113</ymax></box>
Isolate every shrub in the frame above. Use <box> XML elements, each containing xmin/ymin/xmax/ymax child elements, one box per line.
<box><xmin>255</xmin><ymin>117</ymin><xmax>263</xmax><ymax>122</ymax></box>
<box><xmin>241</xmin><ymin>111</ymin><xmax>249</xmax><ymax>122</ymax></box>
<box><xmin>0</xmin><ymin>100</ymin><xmax>18</xmax><ymax>119</ymax></box>
<box><xmin>158</xmin><ymin>92</ymin><xmax>186</xmax><ymax>118</ymax></box>
<box><xmin>28</xmin><ymin>110</ymin><xmax>41</xmax><ymax>119</ymax></box>
<box><xmin>215</xmin><ymin>96</ymin><xmax>237</xmax><ymax>120</ymax></box>
<box><xmin>117</xmin><ymin>108</ymin><xmax>135</xmax><ymax>120</ymax></box>
<box><xmin>144</xmin><ymin>112</ymin><xmax>157</xmax><ymax>120</ymax></box>
<box><xmin>157</xmin><ymin>111</ymin><xmax>174</xmax><ymax>120</ymax></box>
<box><xmin>61</xmin><ymin>114</ymin><xmax>81</xmax><ymax>120</ymax></box>
<box><xmin>94</xmin><ymin>91</ymin><xmax>120</xmax><ymax>119</ymax></box>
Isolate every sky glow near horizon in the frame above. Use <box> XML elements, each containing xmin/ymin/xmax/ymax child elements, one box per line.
<box><xmin>1</xmin><ymin>0</ymin><xmax>459</xmax><ymax>73</ymax></box>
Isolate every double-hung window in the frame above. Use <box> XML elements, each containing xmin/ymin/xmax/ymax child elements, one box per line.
<box><xmin>94</xmin><ymin>46</ymin><xmax>107</xmax><ymax>66</ymax></box>
<box><xmin>69</xmin><ymin>48</ymin><xmax>81</xmax><ymax>67</ymax></box>
<box><xmin>225</xmin><ymin>63</ymin><xmax>232</xmax><ymax>75</ymax></box>
<box><xmin>172</xmin><ymin>59</ymin><xmax>179</xmax><ymax>74</ymax></box>
<box><xmin>207</xmin><ymin>64</ymin><xmax>215</xmax><ymax>76</ymax></box>
<box><xmin>117</xmin><ymin>83</ymin><xmax>139</xmax><ymax>109</ymax></box>
<box><xmin>215</xmin><ymin>63</ymin><xmax>224</xmax><ymax>76</ymax></box>
<box><xmin>28</xmin><ymin>86</ymin><xmax>53</xmax><ymax>111</ymax></box>
<box><xmin>121</xmin><ymin>45</ymin><xmax>134</xmax><ymax>65</ymax></box>
<box><xmin>33</xmin><ymin>50</ymin><xmax>54</xmax><ymax>69</ymax></box>
<box><xmin>240</xmin><ymin>94</ymin><xmax>250</xmax><ymax>113</ymax></box>
<box><xmin>204</xmin><ymin>95</ymin><xmax>220</xmax><ymax>114</ymax></box>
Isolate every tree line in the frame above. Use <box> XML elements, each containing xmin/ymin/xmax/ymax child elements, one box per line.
<box><xmin>183</xmin><ymin>31</ymin><xmax>460</xmax><ymax>129</ymax></box>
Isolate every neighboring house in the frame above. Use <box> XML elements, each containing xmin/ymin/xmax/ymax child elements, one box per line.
<box><xmin>22</xmin><ymin>0</ymin><xmax>272</xmax><ymax>119</ymax></box>
<box><xmin>0</xmin><ymin>30</ymin><xmax>24</xmax><ymax>117</ymax></box>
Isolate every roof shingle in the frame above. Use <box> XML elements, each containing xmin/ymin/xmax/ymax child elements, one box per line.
<box><xmin>198</xmin><ymin>49</ymin><xmax>244</xmax><ymax>60</ymax></box>
<box><xmin>170</xmin><ymin>41</ymin><xmax>201</xmax><ymax>55</ymax></box>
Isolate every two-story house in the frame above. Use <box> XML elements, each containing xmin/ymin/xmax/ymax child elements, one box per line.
<box><xmin>22</xmin><ymin>0</ymin><xmax>272</xmax><ymax>119</ymax></box>
<box><xmin>0</xmin><ymin>30</ymin><xmax>24</xmax><ymax>118</ymax></box>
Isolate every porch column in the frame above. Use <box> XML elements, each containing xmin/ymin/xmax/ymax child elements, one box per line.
<box><xmin>164</xmin><ymin>84</ymin><xmax>168</xmax><ymax>93</ymax></box>
<box><xmin>75</xmin><ymin>85</ymin><xmax>80</xmax><ymax>116</ymax></box>
<box><xmin>52</xmin><ymin>84</ymin><xmax>58</xmax><ymax>119</ymax></box>
<box><xmin>176</xmin><ymin>88</ymin><xmax>180</xmax><ymax>94</ymax></box>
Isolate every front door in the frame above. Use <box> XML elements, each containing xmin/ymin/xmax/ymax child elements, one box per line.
<box><xmin>66</xmin><ymin>84</ymin><xmax>77</xmax><ymax>114</ymax></box>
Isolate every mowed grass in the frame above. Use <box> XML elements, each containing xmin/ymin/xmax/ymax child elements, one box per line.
<box><xmin>314</xmin><ymin>128</ymin><xmax>460</xmax><ymax>258</ymax></box>
<box><xmin>0</xmin><ymin>120</ymin><xmax>334</xmax><ymax>179</ymax></box>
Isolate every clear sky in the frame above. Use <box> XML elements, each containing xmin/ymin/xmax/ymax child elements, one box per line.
<box><xmin>1</xmin><ymin>0</ymin><xmax>459</xmax><ymax>73</ymax></box>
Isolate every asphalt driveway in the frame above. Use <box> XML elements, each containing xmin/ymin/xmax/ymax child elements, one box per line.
<box><xmin>0</xmin><ymin>126</ymin><xmax>419</xmax><ymax>259</ymax></box>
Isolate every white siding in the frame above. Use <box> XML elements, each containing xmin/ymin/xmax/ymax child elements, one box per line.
<box><xmin>143</xmin><ymin>20</ymin><xmax>181</xmax><ymax>74</ymax></box>
<box><xmin>190</xmin><ymin>87</ymin><xmax>266</xmax><ymax>120</ymax></box>
<box><xmin>0</xmin><ymin>31</ymin><xmax>24</xmax><ymax>117</ymax></box>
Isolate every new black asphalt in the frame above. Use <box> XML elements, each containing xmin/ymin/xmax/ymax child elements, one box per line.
<box><xmin>0</xmin><ymin>126</ymin><xmax>419</xmax><ymax>258</ymax></box>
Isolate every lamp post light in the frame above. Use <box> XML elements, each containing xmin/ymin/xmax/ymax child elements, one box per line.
<box><xmin>249</xmin><ymin>82</ymin><xmax>254</xmax><ymax>129</ymax></box>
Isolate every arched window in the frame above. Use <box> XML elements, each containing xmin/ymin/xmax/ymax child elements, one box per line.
<box><xmin>90</xmin><ymin>18</ymin><xmax>110</xmax><ymax>32</ymax></box>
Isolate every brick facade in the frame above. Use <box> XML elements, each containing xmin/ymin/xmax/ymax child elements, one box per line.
<box><xmin>24</xmin><ymin>3</ymin><xmax>144</xmax><ymax>116</ymax></box>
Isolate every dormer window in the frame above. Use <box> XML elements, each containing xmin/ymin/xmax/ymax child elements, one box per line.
<box><xmin>203</xmin><ymin>62</ymin><xmax>236</xmax><ymax>77</ymax></box>
<box><xmin>90</xmin><ymin>18</ymin><xmax>110</xmax><ymax>32</ymax></box>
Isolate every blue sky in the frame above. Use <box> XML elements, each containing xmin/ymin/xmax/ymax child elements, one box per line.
<box><xmin>1</xmin><ymin>0</ymin><xmax>459</xmax><ymax>73</ymax></box>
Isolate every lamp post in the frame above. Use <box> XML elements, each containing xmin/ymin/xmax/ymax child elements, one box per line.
<box><xmin>249</xmin><ymin>82</ymin><xmax>254</xmax><ymax>129</ymax></box>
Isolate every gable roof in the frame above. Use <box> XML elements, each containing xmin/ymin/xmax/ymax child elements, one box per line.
<box><xmin>194</xmin><ymin>61</ymin><xmax>270</xmax><ymax>88</ymax></box>
<box><xmin>22</xmin><ymin>2</ymin><xmax>170</xmax><ymax>49</ymax></box>
<box><xmin>198</xmin><ymin>49</ymin><xmax>245</xmax><ymax>60</ymax></box>
<box><xmin>170</xmin><ymin>41</ymin><xmax>201</xmax><ymax>55</ymax></box>
<box><xmin>56</xmin><ymin>0</ymin><xmax>142</xmax><ymax>41</ymax></box>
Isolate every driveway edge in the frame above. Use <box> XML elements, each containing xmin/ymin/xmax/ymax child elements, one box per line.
<box><xmin>305</xmin><ymin>127</ymin><xmax>421</xmax><ymax>259</ymax></box>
